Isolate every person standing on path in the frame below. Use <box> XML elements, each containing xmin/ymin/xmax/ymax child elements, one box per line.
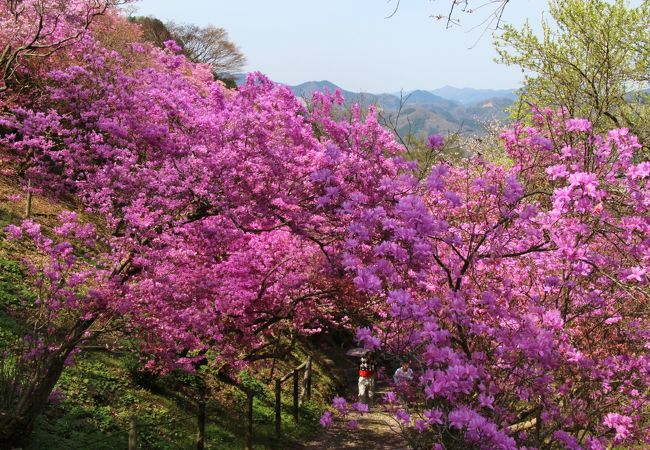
<box><xmin>393</xmin><ymin>360</ymin><xmax>414</xmax><ymax>406</ymax></box>
<box><xmin>358</xmin><ymin>351</ymin><xmax>376</xmax><ymax>405</ymax></box>
<box><xmin>393</xmin><ymin>360</ymin><xmax>413</xmax><ymax>385</ymax></box>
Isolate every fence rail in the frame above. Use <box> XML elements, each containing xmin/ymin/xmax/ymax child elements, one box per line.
<box><xmin>125</xmin><ymin>355</ymin><xmax>313</xmax><ymax>450</ymax></box>
<box><xmin>274</xmin><ymin>356</ymin><xmax>312</xmax><ymax>438</ymax></box>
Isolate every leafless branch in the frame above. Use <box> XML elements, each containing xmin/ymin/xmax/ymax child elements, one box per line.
<box><xmin>167</xmin><ymin>22</ymin><xmax>246</xmax><ymax>77</ymax></box>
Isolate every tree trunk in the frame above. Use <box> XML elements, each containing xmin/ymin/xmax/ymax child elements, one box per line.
<box><xmin>0</xmin><ymin>319</ymin><xmax>93</xmax><ymax>449</ymax></box>
<box><xmin>128</xmin><ymin>416</ymin><xmax>138</xmax><ymax>450</ymax></box>
<box><xmin>245</xmin><ymin>390</ymin><xmax>253</xmax><ymax>450</ymax></box>
<box><xmin>0</xmin><ymin>353</ymin><xmax>66</xmax><ymax>449</ymax></box>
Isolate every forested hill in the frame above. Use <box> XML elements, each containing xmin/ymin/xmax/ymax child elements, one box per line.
<box><xmin>288</xmin><ymin>80</ymin><xmax>516</xmax><ymax>136</ymax></box>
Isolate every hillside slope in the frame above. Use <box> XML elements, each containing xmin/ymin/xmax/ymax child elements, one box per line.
<box><xmin>0</xmin><ymin>176</ymin><xmax>351</xmax><ymax>449</ymax></box>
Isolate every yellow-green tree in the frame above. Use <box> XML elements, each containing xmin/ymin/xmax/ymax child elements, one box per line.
<box><xmin>496</xmin><ymin>0</ymin><xmax>650</xmax><ymax>149</ymax></box>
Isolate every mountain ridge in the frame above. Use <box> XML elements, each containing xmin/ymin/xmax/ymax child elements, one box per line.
<box><xmin>287</xmin><ymin>80</ymin><xmax>516</xmax><ymax>136</ymax></box>
<box><xmin>233</xmin><ymin>75</ymin><xmax>515</xmax><ymax>136</ymax></box>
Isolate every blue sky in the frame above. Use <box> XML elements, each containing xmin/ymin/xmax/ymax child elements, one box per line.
<box><xmin>133</xmin><ymin>0</ymin><xmax>547</xmax><ymax>92</ymax></box>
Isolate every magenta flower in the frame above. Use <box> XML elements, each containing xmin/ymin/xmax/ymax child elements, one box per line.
<box><xmin>566</xmin><ymin>118</ymin><xmax>591</xmax><ymax>132</ymax></box>
<box><xmin>414</xmin><ymin>419</ymin><xmax>428</xmax><ymax>432</ymax></box>
<box><xmin>332</xmin><ymin>396</ymin><xmax>347</xmax><ymax>415</ymax></box>
<box><xmin>352</xmin><ymin>402</ymin><xmax>369</xmax><ymax>413</ymax></box>
<box><xmin>320</xmin><ymin>411</ymin><xmax>333</xmax><ymax>428</ymax></box>
<box><xmin>353</xmin><ymin>269</ymin><xmax>382</xmax><ymax>293</ymax></box>
<box><xmin>383</xmin><ymin>391</ymin><xmax>397</xmax><ymax>404</ymax></box>
<box><xmin>427</xmin><ymin>134</ymin><xmax>445</xmax><ymax>149</ymax></box>
<box><xmin>47</xmin><ymin>388</ymin><xmax>64</xmax><ymax>404</ymax></box>
<box><xmin>355</xmin><ymin>327</ymin><xmax>381</xmax><ymax>350</ymax></box>
<box><xmin>395</xmin><ymin>410</ymin><xmax>410</xmax><ymax>425</ymax></box>
<box><xmin>478</xmin><ymin>393</ymin><xmax>495</xmax><ymax>410</ymax></box>
<box><xmin>163</xmin><ymin>39</ymin><xmax>183</xmax><ymax>53</ymax></box>
<box><xmin>603</xmin><ymin>413</ymin><xmax>633</xmax><ymax>443</ymax></box>
<box><xmin>424</xmin><ymin>408</ymin><xmax>444</xmax><ymax>425</ymax></box>
<box><xmin>5</xmin><ymin>224</ymin><xmax>22</xmax><ymax>239</ymax></box>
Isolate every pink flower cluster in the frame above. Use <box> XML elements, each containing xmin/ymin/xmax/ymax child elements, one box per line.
<box><xmin>1</xmin><ymin>4</ymin><xmax>649</xmax><ymax>448</ymax></box>
<box><xmin>341</xmin><ymin>109</ymin><xmax>650</xmax><ymax>447</ymax></box>
<box><xmin>1</xmin><ymin>4</ymin><xmax>403</xmax><ymax>375</ymax></box>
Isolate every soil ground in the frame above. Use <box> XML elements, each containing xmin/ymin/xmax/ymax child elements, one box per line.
<box><xmin>298</xmin><ymin>366</ymin><xmax>409</xmax><ymax>450</ymax></box>
<box><xmin>298</xmin><ymin>408</ymin><xmax>408</xmax><ymax>449</ymax></box>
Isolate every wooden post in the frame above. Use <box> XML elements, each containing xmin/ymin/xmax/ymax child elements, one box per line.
<box><xmin>293</xmin><ymin>369</ymin><xmax>299</xmax><ymax>422</ymax></box>
<box><xmin>300</xmin><ymin>357</ymin><xmax>312</xmax><ymax>405</ymax></box>
<box><xmin>274</xmin><ymin>378</ymin><xmax>281</xmax><ymax>436</ymax></box>
<box><xmin>25</xmin><ymin>178</ymin><xmax>32</xmax><ymax>218</ymax></box>
<box><xmin>306</xmin><ymin>356</ymin><xmax>312</xmax><ymax>401</ymax></box>
<box><xmin>128</xmin><ymin>415</ymin><xmax>137</xmax><ymax>450</ymax></box>
<box><xmin>245</xmin><ymin>390</ymin><xmax>253</xmax><ymax>450</ymax></box>
<box><xmin>197</xmin><ymin>384</ymin><xmax>206</xmax><ymax>450</ymax></box>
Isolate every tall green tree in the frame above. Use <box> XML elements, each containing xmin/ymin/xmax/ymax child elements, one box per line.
<box><xmin>495</xmin><ymin>0</ymin><xmax>650</xmax><ymax>149</ymax></box>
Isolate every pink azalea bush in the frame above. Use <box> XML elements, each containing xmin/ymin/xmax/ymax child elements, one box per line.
<box><xmin>1</xmin><ymin>1</ymin><xmax>401</xmax><ymax>444</ymax></box>
<box><xmin>339</xmin><ymin>108</ymin><xmax>650</xmax><ymax>448</ymax></box>
<box><xmin>1</xmin><ymin>13</ymin><xmax>403</xmax><ymax>371</ymax></box>
<box><xmin>1</xmin><ymin>2</ymin><xmax>649</xmax><ymax>449</ymax></box>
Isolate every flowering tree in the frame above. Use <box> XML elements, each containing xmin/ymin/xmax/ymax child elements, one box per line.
<box><xmin>0</xmin><ymin>3</ymin><xmax>404</xmax><ymax>445</ymax></box>
<box><xmin>2</xmin><ymin>2</ymin><xmax>649</xmax><ymax>450</ymax></box>
<box><xmin>0</xmin><ymin>214</ymin><xmax>119</xmax><ymax>445</ymax></box>
<box><xmin>339</xmin><ymin>110</ymin><xmax>650</xmax><ymax>448</ymax></box>
<box><xmin>0</xmin><ymin>0</ymin><xmax>128</xmax><ymax>93</ymax></box>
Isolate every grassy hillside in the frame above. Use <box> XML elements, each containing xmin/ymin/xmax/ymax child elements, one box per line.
<box><xmin>0</xmin><ymin>176</ymin><xmax>352</xmax><ymax>449</ymax></box>
<box><xmin>22</xmin><ymin>344</ymin><xmax>346</xmax><ymax>450</ymax></box>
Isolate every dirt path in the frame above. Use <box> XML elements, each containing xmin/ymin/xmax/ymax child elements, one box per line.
<box><xmin>298</xmin><ymin>407</ymin><xmax>408</xmax><ymax>449</ymax></box>
<box><xmin>298</xmin><ymin>367</ymin><xmax>409</xmax><ymax>450</ymax></box>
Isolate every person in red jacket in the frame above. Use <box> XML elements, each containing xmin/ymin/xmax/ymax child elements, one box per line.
<box><xmin>358</xmin><ymin>351</ymin><xmax>376</xmax><ymax>405</ymax></box>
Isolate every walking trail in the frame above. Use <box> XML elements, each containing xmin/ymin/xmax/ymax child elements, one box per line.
<box><xmin>298</xmin><ymin>407</ymin><xmax>408</xmax><ymax>449</ymax></box>
<box><xmin>298</xmin><ymin>373</ymin><xmax>409</xmax><ymax>450</ymax></box>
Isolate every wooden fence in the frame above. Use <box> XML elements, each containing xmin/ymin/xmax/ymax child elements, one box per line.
<box><xmin>126</xmin><ymin>356</ymin><xmax>313</xmax><ymax>450</ymax></box>
<box><xmin>273</xmin><ymin>356</ymin><xmax>312</xmax><ymax>438</ymax></box>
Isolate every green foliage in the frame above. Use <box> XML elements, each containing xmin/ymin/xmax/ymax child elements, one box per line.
<box><xmin>0</xmin><ymin>256</ymin><xmax>32</xmax><ymax>347</ymax></box>
<box><xmin>239</xmin><ymin>370</ymin><xmax>266</xmax><ymax>396</ymax></box>
<box><xmin>496</xmin><ymin>0</ymin><xmax>650</xmax><ymax>148</ymax></box>
<box><xmin>28</xmin><ymin>353</ymin><xmax>190</xmax><ymax>448</ymax></box>
<box><xmin>21</xmin><ymin>350</ymin><xmax>328</xmax><ymax>449</ymax></box>
<box><xmin>0</xmin><ymin>257</ymin><xmax>31</xmax><ymax>308</ymax></box>
<box><xmin>0</xmin><ymin>206</ymin><xmax>22</xmax><ymax>231</ymax></box>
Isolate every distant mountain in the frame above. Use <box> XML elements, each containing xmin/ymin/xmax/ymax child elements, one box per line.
<box><xmin>401</xmin><ymin>89</ymin><xmax>449</xmax><ymax>105</ymax></box>
<box><xmin>291</xmin><ymin>80</ymin><xmax>341</xmax><ymax>96</ymax></box>
<box><xmin>235</xmin><ymin>76</ymin><xmax>515</xmax><ymax>136</ymax></box>
<box><xmin>289</xmin><ymin>81</ymin><xmax>515</xmax><ymax>136</ymax></box>
<box><xmin>430</xmin><ymin>86</ymin><xmax>517</xmax><ymax>104</ymax></box>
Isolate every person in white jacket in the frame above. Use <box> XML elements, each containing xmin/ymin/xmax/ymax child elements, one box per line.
<box><xmin>393</xmin><ymin>360</ymin><xmax>413</xmax><ymax>385</ymax></box>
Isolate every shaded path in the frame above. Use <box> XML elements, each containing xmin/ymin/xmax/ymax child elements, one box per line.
<box><xmin>298</xmin><ymin>365</ymin><xmax>409</xmax><ymax>450</ymax></box>
<box><xmin>298</xmin><ymin>407</ymin><xmax>408</xmax><ymax>449</ymax></box>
